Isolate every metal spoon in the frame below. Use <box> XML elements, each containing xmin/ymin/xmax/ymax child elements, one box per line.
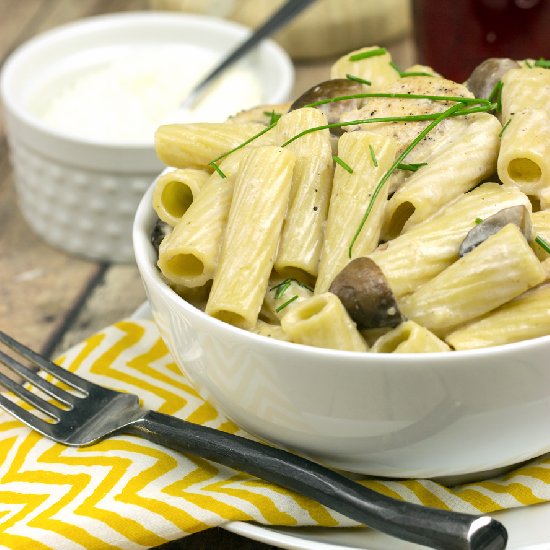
<box><xmin>180</xmin><ymin>0</ymin><xmax>317</xmax><ymax>110</ymax></box>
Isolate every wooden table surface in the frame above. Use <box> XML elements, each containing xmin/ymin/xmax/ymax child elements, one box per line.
<box><xmin>0</xmin><ymin>1</ymin><xmax>414</xmax><ymax>548</ymax></box>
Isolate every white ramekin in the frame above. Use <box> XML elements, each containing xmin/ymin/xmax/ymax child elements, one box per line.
<box><xmin>0</xmin><ymin>11</ymin><xmax>293</xmax><ymax>262</ymax></box>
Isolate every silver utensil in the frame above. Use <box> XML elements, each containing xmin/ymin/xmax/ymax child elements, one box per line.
<box><xmin>180</xmin><ymin>0</ymin><xmax>316</xmax><ymax>110</ymax></box>
<box><xmin>0</xmin><ymin>329</ymin><xmax>507</xmax><ymax>550</ymax></box>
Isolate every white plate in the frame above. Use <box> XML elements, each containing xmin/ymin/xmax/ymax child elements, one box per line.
<box><xmin>226</xmin><ymin>503</ymin><xmax>550</xmax><ymax>550</ymax></box>
<box><xmin>132</xmin><ymin>303</ymin><xmax>550</xmax><ymax>550</ymax></box>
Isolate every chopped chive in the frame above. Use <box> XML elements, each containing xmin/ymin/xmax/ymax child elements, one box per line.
<box><xmin>534</xmin><ymin>58</ymin><xmax>550</xmax><ymax>68</ymax></box>
<box><xmin>281</xmin><ymin>102</ymin><xmax>495</xmax><ymax>148</ymax></box>
<box><xmin>276</xmin><ymin>295</ymin><xmax>299</xmax><ymax>312</ymax></box>
<box><xmin>400</xmin><ymin>71</ymin><xmax>434</xmax><ymax>77</ymax></box>
<box><xmin>499</xmin><ymin>118</ymin><xmax>512</xmax><ymax>138</ymax></box>
<box><xmin>488</xmin><ymin>80</ymin><xmax>503</xmax><ymax>112</ymax></box>
<box><xmin>348</xmin><ymin>101</ymin><xmax>466</xmax><ymax>257</ymax></box>
<box><xmin>303</xmin><ymin>93</ymin><xmax>491</xmax><ymax>110</ymax></box>
<box><xmin>397</xmin><ymin>162</ymin><xmax>427</xmax><ymax>172</ymax></box>
<box><xmin>270</xmin><ymin>278</ymin><xmax>312</xmax><ymax>299</ymax></box>
<box><xmin>535</xmin><ymin>235</ymin><xmax>550</xmax><ymax>254</ymax></box>
<box><xmin>346</xmin><ymin>73</ymin><xmax>372</xmax><ymax>86</ymax></box>
<box><xmin>389</xmin><ymin>61</ymin><xmax>402</xmax><ymax>75</ymax></box>
<box><xmin>475</xmin><ymin>217</ymin><xmax>483</xmax><ymax>224</ymax></box>
<box><xmin>264</xmin><ymin>110</ymin><xmax>282</xmax><ymax>125</ymax></box>
<box><xmin>270</xmin><ymin>279</ymin><xmax>292</xmax><ymax>299</ymax></box>
<box><xmin>349</xmin><ymin>47</ymin><xmax>387</xmax><ymax>61</ymax></box>
<box><xmin>369</xmin><ymin>144</ymin><xmax>378</xmax><ymax>167</ymax></box>
<box><xmin>209</xmin><ymin>161</ymin><xmax>226</xmax><ymax>179</ymax></box>
<box><xmin>333</xmin><ymin>155</ymin><xmax>353</xmax><ymax>173</ymax></box>
<box><xmin>525</xmin><ymin>59</ymin><xmax>533</xmax><ymax>68</ymax></box>
<box><xmin>389</xmin><ymin>61</ymin><xmax>433</xmax><ymax>78</ymax></box>
<box><xmin>210</xmin><ymin>122</ymin><xmax>278</xmax><ymax>166</ymax></box>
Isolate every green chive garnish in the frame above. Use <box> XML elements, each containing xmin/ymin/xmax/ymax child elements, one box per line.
<box><xmin>302</xmin><ymin>93</ymin><xmax>491</xmax><ymax>110</ymax></box>
<box><xmin>400</xmin><ymin>71</ymin><xmax>434</xmax><ymax>77</ymax></box>
<box><xmin>264</xmin><ymin>110</ymin><xmax>282</xmax><ymax>125</ymax></box>
<box><xmin>349</xmin><ymin>47</ymin><xmax>387</xmax><ymax>61</ymax></box>
<box><xmin>210</xmin><ymin>122</ymin><xmax>278</xmax><ymax>167</ymax></box>
<box><xmin>333</xmin><ymin>155</ymin><xmax>353</xmax><ymax>173</ymax></box>
<box><xmin>499</xmin><ymin>118</ymin><xmax>512</xmax><ymax>138</ymax></box>
<box><xmin>346</xmin><ymin>73</ymin><xmax>372</xmax><ymax>86</ymax></box>
<box><xmin>281</xmin><ymin>102</ymin><xmax>494</xmax><ymax>148</ymax></box>
<box><xmin>475</xmin><ymin>217</ymin><xmax>483</xmax><ymax>224</ymax></box>
<box><xmin>348</xmin><ymin>101</ymin><xmax>466</xmax><ymax>257</ymax></box>
<box><xmin>397</xmin><ymin>162</ymin><xmax>427</xmax><ymax>172</ymax></box>
<box><xmin>534</xmin><ymin>58</ymin><xmax>550</xmax><ymax>68</ymax></box>
<box><xmin>488</xmin><ymin>80</ymin><xmax>503</xmax><ymax>113</ymax></box>
<box><xmin>369</xmin><ymin>144</ymin><xmax>378</xmax><ymax>167</ymax></box>
<box><xmin>389</xmin><ymin>60</ymin><xmax>433</xmax><ymax>78</ymax></box>
<box><xmin>209</xmin><ymin>161</ymin><xmax>226</xmax><ymax>179</ymax></box>
<box><xmin>270</xmin><ymin>278</ymin><xmax>312</xmax><ymax>299</ymax></box>
<box><xmin>535</xmin><ymin>235</ymin><xmax>550</xmax><ymax>254</ymax></box>
<box><xmin>276</xmin><ymin>295</ymin><xmax>299</xmax><ymax>312</ymax></box>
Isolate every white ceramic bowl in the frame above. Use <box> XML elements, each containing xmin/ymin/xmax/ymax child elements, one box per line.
<box><xmin>134</xmin><ymin>181</ymin><xmax>550</xmax><ymax>479</ymax></box>
<box><xmin>0</xmin><ymin>12</ymin><xmax>293</xmax><ymax>262</ymax></box>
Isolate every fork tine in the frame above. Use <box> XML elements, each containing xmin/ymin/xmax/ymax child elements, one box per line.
<box><xmin>0</xmin><ymin>392</ymin><xmax>56</xmax><ymax>437</ymax></box>
<box><xmin>0</xmin><ymin>349</ymin><xmax>78</xmax><ymax>407</ymax></box>
<box><xmin>0</xmin><ymin>330</ymin><xmax>90</xmax><ymax>393</ymax></box>
<box><xmin>0</xmin><ymin>370</ymin><xmax>61</xmax><ymax>420</ymax></box>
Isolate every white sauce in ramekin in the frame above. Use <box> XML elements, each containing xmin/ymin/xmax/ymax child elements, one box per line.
<box><xmin>28</xmin><ymin>44</ymin><xmax>263</xmax><ymax>143</ymax></box>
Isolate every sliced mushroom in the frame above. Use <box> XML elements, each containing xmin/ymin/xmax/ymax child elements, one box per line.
<box><xmin>459</xmin><ymin>205</ymin><xmax>532</xmax><ymax>257</ymax></box>
<box><xmin>466</xmin><ymin>58</ymin><xmax>519</xmax><ymax>99</ymax></box>
<box><xmin>329</xmin><ymin>257</ymin><xmax>404</xmax><ymax>329</ymax></box>
<box><xmin>290</xmin><ymin>79</ymin><xmax>365</xmax><ymax>136</ymax></box>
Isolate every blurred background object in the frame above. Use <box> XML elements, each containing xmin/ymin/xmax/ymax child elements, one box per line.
<box><xmin>149</xmin><ymin>0</ymin><xmax>412</xmax><ymax>59</ymax></box>
<box><xmin>413</xmin><ymin>0</ymin><xmax>550</xmax><ymax>82</ymax></box>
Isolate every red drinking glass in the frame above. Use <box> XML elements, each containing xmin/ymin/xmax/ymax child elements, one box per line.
<box><xmin>413</xmin><ymin>0</ymin><xmax>550</xmax><ymax>82</ymax></box>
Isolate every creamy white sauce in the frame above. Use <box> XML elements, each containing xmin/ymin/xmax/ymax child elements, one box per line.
<box><xmin>30</xmin><ymin>44</ymin><xmax>263</xmax><ymax>143</ymax></box>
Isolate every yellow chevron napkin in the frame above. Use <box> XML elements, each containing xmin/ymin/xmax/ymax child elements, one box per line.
<box><xmin>1</xmin><ymin>319</ymin><xmax>550</xmax><ymax>549</ymax></box>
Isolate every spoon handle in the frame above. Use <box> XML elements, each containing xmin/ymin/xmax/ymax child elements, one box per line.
<box><xmin>182</xmin><ymin>0</ymin><xmax>316</xmax><ymax>108</ymax></box>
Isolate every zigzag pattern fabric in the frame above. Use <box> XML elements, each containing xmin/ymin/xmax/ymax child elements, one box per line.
<box><xmin>1</xmin><ymin>319</ymin><xmax>549</xmax><ymax>549</ymax></box>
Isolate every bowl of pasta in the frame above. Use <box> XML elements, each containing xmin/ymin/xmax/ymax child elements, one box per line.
<box><xmin>133</xmin><ymin>46</ymin><xmax>550</xmax><ymax>478</ymax></box>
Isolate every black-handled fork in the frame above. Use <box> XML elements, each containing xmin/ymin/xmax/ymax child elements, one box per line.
<box><xmin>0</xmin><ymin>329</ymin><xmax>507</xmax><ymax>550</ymax></box>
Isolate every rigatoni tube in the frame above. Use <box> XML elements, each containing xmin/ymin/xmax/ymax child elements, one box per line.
<box><xmin>274</xmin><ymin>107</ymin><xmax>333</xmax><ymax>280</ymax></box>
<box><xmin>371</xmin><ymin>321</ymin><xmax>450</xmax><ymax>353</ymax></box>
<box><xmin>206</xmin><ymin>146</ymin><xmax>295</xmax><ymax>329</ymax></box>
<box><xmin>281</xmin><ymin>292</ymin><xmax>368</xmax><ymax>352</ymax></box>
<box><xmin>152</xmin><ymin>168</ymin><xmax>210</xmax><ymax>226</ymax></box>
<box><xmin>315</xmin><ymin>131</ymin><xmax>397</xmax><ymax>293</ymax></box>
<box><xmin>445</xmin><ymin>283</ymin><xmax>550</xmax><ymax>350</ymax></box>
<box><xmin>399</xmin><ymin>224</ymin><xmax>546</xmax><ymax>334</ymax></box>
<box><xmin>369</xmin><ymin>182</ymin><xmax>531</xmax><ymax>298</ymax></box>
<box><xmin>154</xmin><ymin>122</ymin><xmax>271</xmax><ymax>169</ymax></box>
<box><xmin>157</xmin><ymin>152</ymin><xmax>243</xmax><ymax>288</ymax></box>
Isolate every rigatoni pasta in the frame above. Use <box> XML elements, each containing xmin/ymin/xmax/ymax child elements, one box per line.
<box><xmin>152</xmin><ymin>168</ymin><xmax>210</xmax><ymax>226</ymax></box>
<box><xmin>155</xmin><ymin>122</ymin><xmax>273</xmax><ymax>169</ymax></box>
<box><xmin>315</xmin><ymin>131</ymin><xmax>397</xmax><ymax>293</ymax></box>
<box><xmin>274</xmin><ymin>107</ymin><xmax>333</xmax><ymax>281</ymax></box>
<box><xmin>446</xmin><ymin>283</ymin><xmax>550</xmax><ymax>350</ymax></box>
<box><xmin>157</xmin><ymin>152</ymin><xmax>244</xmax><ymax>288</ymax></box>
<box><xmin>280</xmin><ymin>293</ymin><xmax>368</xmax><ymax>352</ymax></box>
<box><xmin>399</xmin><ymin>224</ymin><xmax>546</xmax><ymax>334</ymax></box>
<box><xmin>205</xmin><ymin>146</ymin><xmax>295</xmax><ymax>329</ymax></box>
<box><xmin>151</xmin><ymin>48</ymin><xmax>550</xmax><ymax>353</ymax></box>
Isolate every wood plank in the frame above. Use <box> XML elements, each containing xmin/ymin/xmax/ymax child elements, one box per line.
<box><xmin>0</xmin><ymin>0</ymin><xmax>46</xmax><ymax>63</ymax></box>
<box><xmin>51</xmin><ymin>264</ymin><xmax>146</xmax><ymax>356</ymax></box>
<box><xmin>0</xmin><ymin>175</ymin><xmax>102</xmax><ymax>353</ymax></box>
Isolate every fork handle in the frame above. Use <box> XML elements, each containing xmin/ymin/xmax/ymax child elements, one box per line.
<box><xmin>128</xmin><ymin>411</ymin><xmax>507</xmax><ymax>550</ymax></box>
